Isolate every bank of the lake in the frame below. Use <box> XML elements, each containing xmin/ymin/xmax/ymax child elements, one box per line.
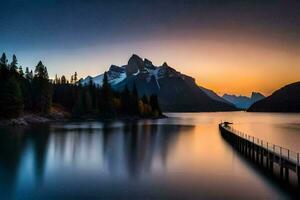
<box><xmin>0</xmin><ymin>111</ymin><xmax>166</xmax><ymax>126</ymax></box>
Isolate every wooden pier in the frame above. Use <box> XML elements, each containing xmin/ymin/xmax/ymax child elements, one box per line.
<box><xmin>219</xmin><ymin>122</ymin><xmax>300</xmax><ymax>184</ymax></box>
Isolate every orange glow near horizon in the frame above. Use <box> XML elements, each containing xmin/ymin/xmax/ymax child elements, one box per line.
<box><xmin>128</xmin><ymin>33</ymin><xmax>300</xmax><ymax>96</ymax></box>
<box><xmin>36</xmin><ymin>31</ymin><xmax>299</xmax><ymax>97</ymax></box>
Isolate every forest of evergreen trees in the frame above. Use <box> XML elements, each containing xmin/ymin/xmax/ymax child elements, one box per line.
<box><xmin>0</xmin><ymin>53</ymin><xmax>162</xmax><ymax>120</ymax></box>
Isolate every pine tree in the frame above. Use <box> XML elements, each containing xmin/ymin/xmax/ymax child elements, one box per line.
<box><xmin>25</xmin><ymin>67</ymin><xmax>32</xmax><ymax>80</ymax></box>
<box><xmin>25</xmin><ymin>67</ymin><xmax>29</xmax><ymax>79</ymax></box>
<box><xmin>0</xmin><ymin>77</ymin><xmax>24</xmax><ymax>119</ymax></box>
<box><xmin>54</xmin><ymin>74</ymin><xmax>59</xmax><ymax>84</ymax></box>
<box><xmin>83</xmin><ymin>89</ymin><xmax>92</xmax><ymax>113</ymax></box>
<box><xmin>18</xmin><ymin>66</ymin><xmax>24</xmax><ymax>77</ymax></box>
<box><xmin>150</xmin><ymin>94</ymin><xmax>162</xmax><ymax>116</ymax></box>
<box><xmin>87</xmin><ymin>80</ymin><xmax>98</xmax><ymax>111</ymax></box>
<box><xmin>33</xmin><ymin>61</ymin><xmax>52</xmax><ymax>114</ymax></box>
<box><xmin>74</xmin><ymin>72</ymin><xmax>77</xmax><ymax>83</ymax></box>
<box><xmin>29</xmin><ymin>70</ymin><xmax>33</xmax><ymax>79</ymax></box>
<box><xmin>121</xmin><ymin>85</ymin><xmax>130</xmax><ymax>114</ymax></box>
<box><xmin>131</xmin><ymin>82</ymin><xmax>139</xmax><ymax>115</ymax></box>
<box><xmin>99</xmin><ymin>72</ymin><xmax>114</xmax><ymax>116</ymax></box>
<box><xmin>102</xmin><ymin>72</ymin><xmax>110</xmax><ymax>92</ymax></box>
<box><xmin>61</xmin><ymin>75</ymin><xmax>67</xmax><ymax>84</ymax></box>
<box><xmin>10</xmin><ymin>54</ymin><xmax>18</xmax><ymax>73</ymax></box>
<box><xmin>21</xmin><ymin>67</ymin><xmax>33</xmax><ymax>110</ymax></box>
<box><xmin>34</xmin><ymin>61</ymin><xmax>49</xmax><ymax>79</ymax></box>
<box><xmin>72</xmin><ymin>92</ymin><xmax>84</xmax><ymax>117</ymax></box>
<box><xmin>0</xmin><ymin>53</ymin><xmax>7</xmax><ymax>65</ymax></box>
<box><xmin>0</xmin><ymin>53</ymin><xmax>9</xmax><ymax>78</ymax></box>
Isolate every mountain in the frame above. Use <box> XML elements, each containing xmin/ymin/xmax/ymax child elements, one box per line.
<box><xmin>199</xmin><ymin>86</ymin><xmax>234</xmax><ymax>105</ymax></box>
<box><xmin>248</xmin><ymin>81</ymin><xmax>300</xmax><ymax>112</ymax></box>
<box><xmin>81</xmin><ymin>54</ymin><xmax>237</xmax><ymax>112</ymax></box>
<box><xmin>222</xmin><ymin>92</ymin><xmax>265</xmax><ymax>109</ymax></box>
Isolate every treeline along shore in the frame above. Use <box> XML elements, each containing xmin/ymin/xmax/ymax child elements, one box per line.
<box><xmin>0</xmin><ymin>53</ymin><xmax>163</xmax><ymax>125</ymax></box>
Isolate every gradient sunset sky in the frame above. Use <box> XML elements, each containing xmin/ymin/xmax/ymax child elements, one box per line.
<box><xmin>1</xmin><ymin>0</ymin><xmax>300</xmax><ymax>96</ymax></box>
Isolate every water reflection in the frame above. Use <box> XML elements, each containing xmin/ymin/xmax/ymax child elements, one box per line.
<box><xmin>1</xmin><ymin>112</ymin><xmax>299</xmax><ymax>199</ymax></box>
<box><xmin>0</xmin><ymin>121</ymin><xmax>193</xmax><ymax>199</ymax></box>
<box><xmin>0</xmin><ymin>128</ymin><xmax>26</xmax><ymax>198</ymax></box>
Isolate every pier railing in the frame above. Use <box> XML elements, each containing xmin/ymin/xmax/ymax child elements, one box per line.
<box><xmin>223</xmin><ymin>125</ymin><xmax>300</xmax><ymax>166</ymax></box>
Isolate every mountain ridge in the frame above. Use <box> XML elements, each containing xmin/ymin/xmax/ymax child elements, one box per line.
<box><xmin>248</xmin><ymin>81</ymin><xmax>300</xmax><ymax>112</ymax></box>
<box><xmin>81</xmin><ymin>54</ymin><xmax>237</xmax><ymax>112</ymax></box>
<box><xmin>222</xmin><ymin>92</ymin><xmax>265</xmax><ymax>109</ymax></box>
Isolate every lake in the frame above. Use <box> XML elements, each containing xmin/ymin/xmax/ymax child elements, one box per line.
<box><xmin>0</xmin><ymin>112</ymin><xmax>299</xmax><ymax>199</ymax></box>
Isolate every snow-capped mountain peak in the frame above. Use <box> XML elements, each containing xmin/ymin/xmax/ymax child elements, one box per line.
<box><xmin>81</xmin><ymin>55</ymin><xmax>182</xmax><ymax>87</ymax></box>
<box><xmin>80</xmin><ymin>54</ymin><xmax>236</xmax><ymax>112</ymax></box>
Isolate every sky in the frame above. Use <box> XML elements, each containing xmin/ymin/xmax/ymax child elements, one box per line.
<box><xmin>1</xmin><ymin>0</ymin><xmax>300</xmax><ymax>96</ymax></box>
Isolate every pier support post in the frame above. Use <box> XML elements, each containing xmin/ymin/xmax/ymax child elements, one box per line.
<box><xmin>285</xmin><ymin>166</ymin><xmax>289</xmax><ymax>181</ymax></box>
<box><xmin>252</xmin><ymin>140</ymin><xmax>254</xmax><ymax>160</ymax></box>
<box><xmin>241</xmin><ymin>139</ymin><xmax>243</xmax><ymax>153</ymax></box>
<box><xmin>297</xmin><ymin>166</ymin><xmax>300</xmax><ymax>185</ymax></box>
<box><xmin>260</xmin><ymin>141</ymin><xmax>264</xmax><ymax>166</ymax></box>
<box><xmin>251</xmin><ymin>141</ymin><xmax>253</xmax><ymax>160</ymax></box>
<box><xmin>248</xmin><ymin>142</ymin><xmax>251</xmax><ymax>157</ymax></box>
<box><xmin>241</xmin><ymin>140</ymin><xmax>244</xmax><ymax>154</ymax></box>
<box><xmin>280</xmin><ymin>165</ymin><xmax>283</xmax><ymax>179</ymax></box>
<box><xmin>297</xmin><ymin>153</ymin><xmax>300</xmax><ymax>185</ymax></box>
<box><xmin>255</xmin><ymin>146</ymin><xmax>258</xmax><ymax>163</ymax></box>
<box><xmin>246</xmin><ymin>141</ymin><xmax>249</xmax><ymax>156</ymax></box>
<box><xmin>269</xmin><ymin>160</ymin><xmax>273</xmax><ymax>173</ymax></box>
<box><xmin>253</xmin><ymin>145</ymin><xmax>256</xmax><ymax>162</ymax></box>
<box><xmin>266</xmin><ymin>143</ymin><xmax>269</xmax><ymax>168</ymax></box>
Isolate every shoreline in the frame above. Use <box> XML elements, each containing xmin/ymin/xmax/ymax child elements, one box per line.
<box><xmin>0</xmin><ymin>113</ymin><xmax>167</xmax><ymax>127</ymax></box>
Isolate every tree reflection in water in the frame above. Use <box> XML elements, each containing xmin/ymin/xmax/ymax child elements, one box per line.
<box><xmin>0</xmin><ymin>121</ymin><xmax>194</xmax><ymax>198</ymax></box>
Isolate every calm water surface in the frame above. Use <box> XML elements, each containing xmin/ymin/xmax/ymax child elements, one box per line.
<box><xmin>0</xmin><ymin>112</ymin><xmax>299</xmax><ymax>199</ymax></box>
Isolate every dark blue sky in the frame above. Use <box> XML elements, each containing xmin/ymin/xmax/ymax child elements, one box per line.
<box><xmin>2</xmin><ymin>0</ymin><xmax>299</xmax><ymax>50</ymax></box>
<box><xmin>1</xmin><ymin>0</ymin><xmax>300</xmax><ymax>95</ymax></box>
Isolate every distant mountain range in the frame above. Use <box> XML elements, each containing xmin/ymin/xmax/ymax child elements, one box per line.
<box><xmin>81</xmin><ymin>54</ymin><xmax>236</xmax><ymax>112</ymax></box>
<box><xmin>248</xmin><ymin>81</ymin><xmax>300</xmax><ymax>112</ymax></box>
<box><xmin>222</xmin><ymin>92</ymin><xmax>265</xmax><ymax>109</ymax></box>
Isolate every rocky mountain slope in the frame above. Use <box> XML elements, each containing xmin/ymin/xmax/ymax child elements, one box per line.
<box><xmin>248</xmin><ymin>82</ymin><xmax>300</xmax><ymax>112</ymax></box>
<box><xmin>81</xmin><ymin>54</ymin><xmax>237</xmax><ymax>112</ymax></box>
<box><xmin>223</xmin><ymin>92</ymin><xmax>265</xmax><ymax>109</ymax></box>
